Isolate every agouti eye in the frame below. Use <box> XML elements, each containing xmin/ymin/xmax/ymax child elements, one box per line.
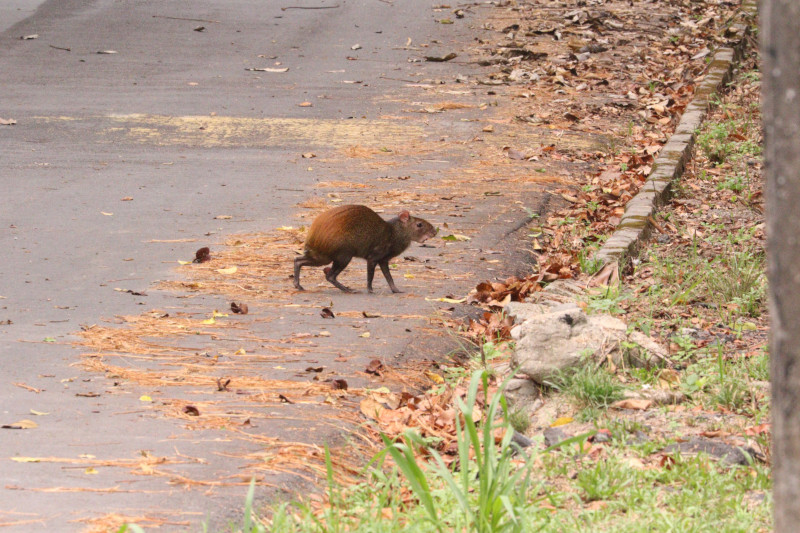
<box><xmin>416</xmin><ymin>222</ymin><xmax>422</xmax><ymax>228</ymax></box>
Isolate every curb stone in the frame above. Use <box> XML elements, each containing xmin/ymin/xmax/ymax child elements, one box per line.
<box><xmin>501</xmin><ymin>0</ymin><xmax>758</xmax><ymax>394</ymax></box>
<box><xmin>520</xmin><ymin>0</ymin><xmax>757</xmax><ymax>305</ymax></box>
<box><xmin>592</xmin><ymin>0</ymin><xmax>759</xmax><ymax>270</ymax></box>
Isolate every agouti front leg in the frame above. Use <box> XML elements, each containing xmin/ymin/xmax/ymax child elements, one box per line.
<box><xmin>379</xmin><ymin>260</ymin><xmax>402</xmax><ymax>293</ymax></box>
<box><xmin>367</xmin><ymin>260</ymin><xmax>377</xmax><ymax>293</ymax></box>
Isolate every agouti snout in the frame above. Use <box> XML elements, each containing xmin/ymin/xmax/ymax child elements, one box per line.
<box><xmin>293</xmin><ymin>204</ymin><xmax>437</xmax><ymax>293</ymax></box>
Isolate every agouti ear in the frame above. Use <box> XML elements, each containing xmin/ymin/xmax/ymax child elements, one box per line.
<box><xmin>398</xmin><ymin>210</ymin><xmax>410</xmax><ymax>223</ymax></box>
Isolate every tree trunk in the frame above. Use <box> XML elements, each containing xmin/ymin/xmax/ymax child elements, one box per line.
<box><xmin>761</xmin><ymin>0</ymin><xmax>800</xmax><ymax>530</ymax></box>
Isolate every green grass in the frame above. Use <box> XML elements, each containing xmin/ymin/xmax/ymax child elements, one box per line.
<box><xmin>549</xmin><ymin>364</ymin><xmax>625</xmax><ymax>411</ymax></box>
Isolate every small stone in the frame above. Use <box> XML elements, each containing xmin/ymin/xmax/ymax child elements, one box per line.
<box><xmin>543</xmin><ymin>427</ymin><xmax>570</xmax><ymax>448</ymax></box>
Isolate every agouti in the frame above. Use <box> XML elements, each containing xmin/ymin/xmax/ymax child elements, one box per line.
<box><xmin>293</xmin><ymin>204</ymin><xmax>437</xmax><ymax>293</ymax></box>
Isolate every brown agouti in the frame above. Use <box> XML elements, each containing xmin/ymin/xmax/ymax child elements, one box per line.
<box><xmin>293</xmin><ymin>204</ymin><xmax>437</xmax><ymax>293</ymax></box>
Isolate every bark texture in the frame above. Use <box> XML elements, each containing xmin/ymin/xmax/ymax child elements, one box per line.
<box><xmin>761</xmin><ymin>0</ymin><xmax>800</xmax><ymax>530</ymax></box>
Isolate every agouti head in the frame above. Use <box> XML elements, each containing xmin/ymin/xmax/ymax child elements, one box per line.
<box><xmin>389</xmin><ymin>209</ymin><xmax>438</xmax><ymax>249</ymax></box>
<box><xmin>293</xmin><ymin>204</ymin><xmax>437</xmax><ymax>293</ymax></box>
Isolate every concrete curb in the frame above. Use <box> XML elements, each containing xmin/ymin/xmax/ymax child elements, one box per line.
<box><xmin>592</xmin><ymin>0</ymin><xmax>758</xmax><ymax>268</ymax></box>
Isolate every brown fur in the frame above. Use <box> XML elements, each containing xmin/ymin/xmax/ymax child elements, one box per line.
<box><xmin>293</xmin><ymin>205</ymin><xmax>437</xmax><ymax>293</ymax></box>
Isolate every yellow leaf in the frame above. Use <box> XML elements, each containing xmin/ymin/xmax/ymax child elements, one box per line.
<box><xmin>359</xmin><ymin>398</ymin><xmax>385</xmax><ymax>420</ymax></box>
<box><xmin>425</xmin><ymin>297</ymin><xmax>467</xmax><ymax>304</ymax></box>
<box><xmin>29</xmin><ymin>409</ymin><xmax>49</xmax><ymax>416</ymax></box>
<box><xmin>214</xmin><ymin>215</ymin><xmax>232</xmax><ymax>220</ymax></box>
<box><xmin>216</xmin><ymin>266</ymin><xmax>238</xmax><ymax>275</ymax></box>
<box><xmin>84</xmin><ymin>467</ymin><xmax>99</xmax><ymax>475</ymax></box>
<box><xmin>403</xmin><ymin>274</ymin><xmax>415</xmax><ymax>279</ymax></box>
<box><xmin>273</xmin><ymin>366</ymin><xmax>286</xmax><ymax>370</ymax></box>
<box><xmin>178</xmin><ymin>260</ymin><xmax>191</xmax><ymax>265</ymax></box>
<box><xmin>139</xmin><ymin>395</ymin><xmax>153</xmax><ymax>402</ymax></box>
<box><xmin>101</xmin><ymin>211</ymin><xmax>113</xmax><ymax>216</ymax></box>
<box><xmin>212</xmin><ymin>310</ymin><xmax>229</xmax><ymax>318</ymax></box>
<box><xmin>550</xmin><ymin>417</ymin><xmax>574</xmax><ymax>427</ymax></box>
<box><xmin>234</xmin><ymin>348</ymin><xmax>246</xmax><ymax>355</ymax></box>
<box><xmin>359</xmin><ymin>332</ymin><xmax>371</xmax><ymax>338</ymax></box>
<box><xmin>7</xmin><ymin>419</ymin><xmax>37</xmax><ymax>429</ymax></box>
<box><xmin>441</xmin><ymin>234</ymin><xmax>471</xmax><ymax>241</ymax></box>
<box><xmin>277</xmin><ymin>226</ymin><xmax>295</xmax><ymax>231</ymax></box>
<box><xmin>11</xmin><ymin>457</ymin><xmax>41</xmax><ymax>463</ymax></box>
<box><xmin>425</xmin><ymin>371</ymin><xmax>444</xmax><ymax>384</ymax></box>
<box><xmin>201</xmin><ymin>318</ymin><xmax>216</xmax><ymax>325</ymax></box>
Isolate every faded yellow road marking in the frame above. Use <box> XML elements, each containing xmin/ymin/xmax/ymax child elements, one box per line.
<box><xmin>103</xmin><ymin>114</ymin><xmax>425</xmax><ymax>148</ymax></box>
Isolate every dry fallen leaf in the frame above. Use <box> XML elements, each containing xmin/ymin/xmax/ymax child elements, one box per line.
<box><xmin>365</xmin><ymin>359</ymin><xmax>384</xmax><ymax>375</ymax></box>
<box><xmin>550</xmin><ymin>416</ymin><xmax>574</xmax><ymax>427</ymax></box>
<box><xmin>194</xmin><ymin>247</ymin><xmax>211</xmax><ymax>263</ymax></box>
<box><xmin>611</xmin><ymin>398</ymin><xmax>653</xmax><ymax>410</ymax></box>
<box><xmin>245</xmin><ymin>67</ymin><xmax>289</xmax><ymax>72</ymax></box>
<box><xmin>2</xmin><ymin>419</ymin><xmax>38</xmax><ymax>429</ymax></box>
<box><xmin>230</xmin><ymin>302</ymin><xmax>249</xmax><ymax>314</ymax></box>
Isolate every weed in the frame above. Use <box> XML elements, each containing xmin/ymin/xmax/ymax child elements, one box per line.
<box><xmin>550</xmin><ymin>364</ymin><xmax>624</xmax><ymax>409</ymax></box>
<box><xmin>707</xmin><ymin>251</ymin><xmax>766</xmax><ymax>318</ymax></box>
<box><xmin>717</xmin><ymin>173</ymin><xmax>746</xmax><ymax>192</ymax></box>
<box><xmin>577</xmin><ymin>458</ymin><xmax>633</xmax><ymax>501</ymax></box>
<box><xmin>508</xmin><ymin>408</ymin><xmax>531</xmax><ymax>434</ymax></box>
<box><xmin>385</xmin><ymin>370</ymin><xmax>542</xmax><ymax>533</ymax></box>
<box><xmin>586</xmin><ymin>286</ymin><xmax>629</xmax><ymax>315</ymax></box>
<box><xmin>578</xmin><ymin>248</ymin><xmax>603</xmax><ymax>275</ymax></box>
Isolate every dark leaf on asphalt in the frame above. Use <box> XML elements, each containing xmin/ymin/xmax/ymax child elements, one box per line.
<box><xmin>425</xmin><ymin>52</ymin><xmax>457</xmax><ymax>62</ymax></box>
<box><xmin>216</xmin><ymin>378</ymin><xmax>231</xmax><ymax>391</ymax></box>
<box><xmin>320</xmin><ymin>307</ymin><xmax>335</xmax><ymax>319</ymax></box>
<box><xmin>76</xmin><ymin>392</ymin><xmax>101</xmax><ymax>397</ymax></box>
<box><xmin>330</xmin><ymin>379</ymin><xmax>348</xmax><ymax>390</ymax></box>
<box><xmin>183</xmin><ymin>405</ymin><xmax>200</xmax><ymax>416</ymax></box>
<box><xmin>20</xmin><ymin>34</ymin><xmax>38</xmax><ymax>40</ymax></box>
<box><xmin>230</xmin><ymin>302</ymin><xmax>248</xmax><ymax>314</ymax></box>
<box><xmin>305</xmin><ymin>366</ymin><xmax>324</xmax><ymax>373</ymax></box>
<box><xmin>365</xmin><ymin>359</ymin><xmax>384</xmax><ymax>375</ymax></box>
<box><xmin>114</xmin><ymin>288</ymin><xmax>147</xmax><ymax>296</ymax></box>
<box><xmin>194</xmin><ymin>26</ymin><xmax>206</xmax><ymax>32</ymax></box>
<box><xmin>278</xmin><ymin>394</ymin><xmax>294</xmax><ymax>403</ymax></box>
<box><xmin>194</xmin><ymin>247</ymin><xmax>211</xmax><ymax>263</ymax></box>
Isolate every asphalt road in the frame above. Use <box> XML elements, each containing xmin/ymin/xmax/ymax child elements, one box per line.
<box><xmin>0</xmin><ymin>1</ymin><xmax>558</xmax><ymax>530</ymax></box>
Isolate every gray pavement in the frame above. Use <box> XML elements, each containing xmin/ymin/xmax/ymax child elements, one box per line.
<box><xmin>1</xmin><ymin>1</ymin><xmax>555</xmax><ymax>530</ymax></box>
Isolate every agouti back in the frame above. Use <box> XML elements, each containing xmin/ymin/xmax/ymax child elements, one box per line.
<box><xmin>293</xmin><ymin>204</ymin><xmax>437</xmax><ymax>293</ymax></box>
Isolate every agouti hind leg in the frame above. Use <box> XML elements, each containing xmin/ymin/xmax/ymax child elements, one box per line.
<box><xmin>293</xmin><ymin>253</ymin><xmax>329</xmax><ymax>291</ymax></box>
<box><xmin>326</xmin><ymin>257</ymin><xmax>355</xmax><ymax>293</ymax></box>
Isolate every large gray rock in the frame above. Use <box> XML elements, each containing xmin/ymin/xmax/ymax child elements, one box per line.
<box><xmin>510</xmin><ymin>307</ymin><xmax>667</xmax><ymax>384</ymax></box>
